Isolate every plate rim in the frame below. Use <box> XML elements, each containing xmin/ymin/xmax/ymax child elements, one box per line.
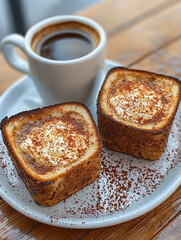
<box><xmin>0</xmin><ymin>173</ymin><xmax>180</xmax><ymax>229</ymax></box>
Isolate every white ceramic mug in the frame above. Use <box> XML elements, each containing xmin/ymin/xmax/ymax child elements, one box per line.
<box><xmin>1</xmin><ymin>15</ymin><xmax>106</xmax><ymax>105</ymax></box>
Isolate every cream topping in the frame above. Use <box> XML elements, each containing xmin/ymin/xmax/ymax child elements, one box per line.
<box><xmin>110</xmin><ymin>83</ymin><xmax>164</xmax><ymax>125</ymax></box>
<box><xmin>20</xmin><ymin>120</ymin><xmax>88</xmax><ymax>166</ymax></box>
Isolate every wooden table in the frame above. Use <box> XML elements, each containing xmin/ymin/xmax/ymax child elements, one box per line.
<box><xmin>0</xmin><ymin>0</ymin><xmax>181</xmax><ymax>239</ymax></box>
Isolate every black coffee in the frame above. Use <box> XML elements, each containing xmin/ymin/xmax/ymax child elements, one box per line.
<box><xmin>36</xmin><ymin>30</ymin><xmax>94</xmax><ymax>61</ymax></box>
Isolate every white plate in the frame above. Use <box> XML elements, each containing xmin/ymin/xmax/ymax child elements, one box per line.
<box><xmin>0</xmin><ymin>59</ymin><xmax>180</xmax><ymax>229</ymax></box>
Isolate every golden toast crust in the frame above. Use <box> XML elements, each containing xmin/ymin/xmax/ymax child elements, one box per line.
<box><xmin>97</xmin><ymin>67</ymin><xmax>181</xmax><ymax>160</ymax></box>
<box><xmin>1</xmin><ymin>102</ymin><xmax>102</xmax><ymax>205</ymax></box>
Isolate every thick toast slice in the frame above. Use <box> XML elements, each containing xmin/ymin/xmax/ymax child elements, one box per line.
<box><xmin>1</xmin><ymin>103</ymin><xmax>102</xmax><ymax>206</ymax></box>
<box><xmin>97</xmin><ymin>67</ymin><xmax>181</xmax><ymax>160</ymax></box>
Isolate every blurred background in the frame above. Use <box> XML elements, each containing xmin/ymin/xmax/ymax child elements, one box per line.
<box><xmin>0</xmin><ymin>0</ymin><xmax>103</xmax><ymax>45</ymax></box>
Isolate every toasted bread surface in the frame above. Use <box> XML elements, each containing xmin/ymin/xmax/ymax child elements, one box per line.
<box><xmin>97</xmin><ymin>67</ymin><xmax>181</xmax><ymax>160</ymax></box>
<box><xmin>1</xmin><ymin>103</ymin><xmax>102</xmax><ymax>205</ymax></box>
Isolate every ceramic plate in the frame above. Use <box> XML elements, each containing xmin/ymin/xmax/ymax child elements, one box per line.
<box><xmin>0</xmin><ymin>59</ymin><xmax>180</xmax><ymax>229</ymax></box>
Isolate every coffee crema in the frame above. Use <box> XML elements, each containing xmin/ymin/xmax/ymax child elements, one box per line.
<box><xmin>32</xmin><ymin>21</ymin><xmax>100</xmax><ymax>61</ymax></box>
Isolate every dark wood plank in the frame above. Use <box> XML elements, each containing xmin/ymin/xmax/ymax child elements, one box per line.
<box><xmin>131</xmin><ymin>36</ymin><xmax>181</xmax><ymax>78</ymax></box>
<box><xmin>0</xmin><ymin>202</ymin><xmax>41</xmax><ymax>240</ymax></box>
<box><xmin>106</xmin><ymin>1</ymin><xmax>181</xmax><ymax>66</ymax></box>
<box><xmin>77</xmin><ymin>0</ymin><xmax>178</xmax><ymax>36</ymax></box>
<box><xmin>153</xmin><ymin>214</ymin><xmax>181</xmax><ymax>240</ymax></box>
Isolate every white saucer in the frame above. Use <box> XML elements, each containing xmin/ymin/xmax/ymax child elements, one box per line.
<box><xmin>0</xmin><ymin>59</ymin><xmax>180</xmax><ymax>229</ymax></box>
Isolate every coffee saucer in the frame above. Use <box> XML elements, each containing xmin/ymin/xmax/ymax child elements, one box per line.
<box><xmin>0</xmin><ymin>59</ymin><xmax>180</xmax><ymax>229</ymax></box>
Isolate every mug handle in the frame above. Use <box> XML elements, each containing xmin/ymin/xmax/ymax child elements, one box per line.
<box><xmin>1</xmin><ymin>34</ymin><xmax>30</xmax><ymax>75</ymax></box>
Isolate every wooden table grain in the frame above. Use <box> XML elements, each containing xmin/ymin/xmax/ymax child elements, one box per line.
<box><xmin>0</xmin><ymin>0</ymin><xmax>181</xmax><ymax>239</ymax></box>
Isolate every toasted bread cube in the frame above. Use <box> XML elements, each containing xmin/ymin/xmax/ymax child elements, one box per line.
<box><xmin>97</xmin><ymin>67</ymin><xmax>180</xmax><ymax>160</ymax></box>
<box><xmin>1</xmin><ymin>103</ymin><xmax>102</xmax><ymax>205</ymax></box>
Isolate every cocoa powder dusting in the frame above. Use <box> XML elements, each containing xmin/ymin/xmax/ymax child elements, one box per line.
<box><xmin>0</xmin><ymin>104</ymin><xmax>180</xmax><ymax>223</ymax></box>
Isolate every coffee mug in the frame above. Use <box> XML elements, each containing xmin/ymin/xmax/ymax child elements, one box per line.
<box><xmin>1</xmin><ymin>15</ymin><xmax>106</xmax><ymax>105</ymax></box>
